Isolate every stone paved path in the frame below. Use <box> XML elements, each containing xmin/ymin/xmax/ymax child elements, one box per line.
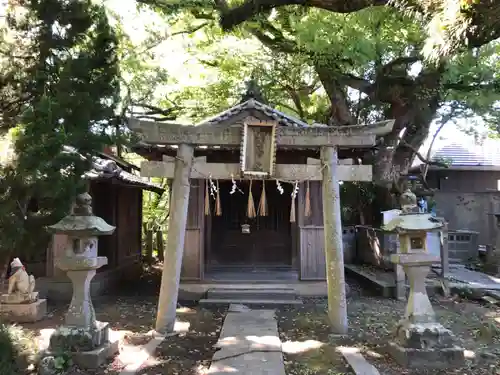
<box><xmin>434</xmin><ymin>264</ymin><xmax>500</xmax><ymax>289</ymax></box>
<box><xmin>207</xmin><ymin>304</ymin><xmax>285</xmax><ymax>375</ymax></box>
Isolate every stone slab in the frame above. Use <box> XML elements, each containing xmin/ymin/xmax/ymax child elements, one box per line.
<box><xmin>338</xmin><ymin>347</ymin><xmax>381</xmax><ymax>375</ymax></box>
<box><xmin>207</xmin><ymin>305</ymin><xmax>285</xmax><ymax>375</ymax></box>
<box><xmin>344</xmin><ymin>264</ymin><xmax>441</xmax><ymax>298</ymax></box>
<box><xmin>44</xmin><ymin>336</ymin><xmax>119</xmax><ymax>369</ymax></box>
<box><xmin>207</xmin><ymin>288</ymin><xmax>297</xmax><ymax>300</ymax></box>
<box><xmin>0</xmin><ymin>291</ymin><xmax>38</xmax><ymax>304</ymax></box>
<box><xmin>0</xmin><ymin>298</ymin><xmax>47</xmax><ymax>322</ymax></box>
<box><xmin>199</xmin><ymin>298</ymin><xmax>303</xmax><ymax>306</ymax></box>
<box><xmin>433</xmin><ymin>265</ymin><xmax>500</xmax><ymax>290</ymax></box>
<box><xmin>72</xmin><ymin>337</ymin><xmax>119</xmax><ymax>369</ymax></box>
<box><xmin>387</xmin><ymin>341</ymin><xmax>465</xmax><ymax>369</ymax></box>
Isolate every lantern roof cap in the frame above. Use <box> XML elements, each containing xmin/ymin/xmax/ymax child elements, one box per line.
<box><xmin>47</xmin><ymin>193</ymin><xmax>115</xmax><ymax>236</ymax></box>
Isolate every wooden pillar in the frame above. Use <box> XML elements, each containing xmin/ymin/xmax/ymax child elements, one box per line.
<box><xmin>155</xmin><ymin>143</ymin><xmax>194</xmax><ymax>333</ymax></box>
<box><xmin>320</xmin><ymin>146</ymin><xmax>348</xmax><ymax>334</ymax></box>
<box><xmin>145</xmin><ymin>229</ymin><xmax>153</xmax><ymax>262</ymax></box>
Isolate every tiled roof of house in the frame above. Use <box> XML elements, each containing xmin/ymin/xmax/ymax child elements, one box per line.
<box><xmin>196</xmin><ymin>98</ymin><xmax>309</xmax><ymax>127</ymax></box>
<box><xmin>430</xmin><ymin>140</ymin><xmax>500</xmax><ymax>167</ymax></box>
<box><xmin>63</xmin><ymin>146</ymin><xmax>164</xmax><ymax>194</ymax></box>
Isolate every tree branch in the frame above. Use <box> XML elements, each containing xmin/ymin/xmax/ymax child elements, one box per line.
<box><xmin>444</xmin><ymin>80</ymin><xmax>500</xmax><ymax>92</ymax></box>
<box><xmin>283</xmin><ymin>84</ymin><xmax>306</xmax><ymax>120</ymax></box>
<box><xmin>130</xmin><ymin>102</ymin><xmax>182</xmax><ymax>121</ymax></box>
<box><xmin>380</xmin><ymin>56</ymin><xmax>421</xmax><ymax>75</ymax></box>
<box><xmin>171</xmin><ymin>22</ymin><xmax>210</xmax><ymax>36</ymax></box>
<box><xmin>336</xmin><ymin>72</ymin><xmax>374</xmax><ymax>94</ymax></box>
<box><xmin>219</xmin><ymin>0</ymin><xmax>389</xmax><ymax>31</ymax></box>
<box><xmin>247</xmin><ymin>22</ymin><xmax>299</xmax><ymax>53</ymax></box>
<box><xmin>397</xmin><ymin>136</ymin><xmax>448</xmax><ymax>168</ymax></box>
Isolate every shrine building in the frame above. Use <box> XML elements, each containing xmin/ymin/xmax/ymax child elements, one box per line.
<box><xmin>131</xmin><ymin>95</ymin><xmax>394</xmax><ymax>288</ymax></box>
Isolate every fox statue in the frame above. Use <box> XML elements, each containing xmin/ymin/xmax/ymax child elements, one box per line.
<box><xmin>7</xmin><ymin>258</ymin><xmax>36</xmax><ymax>298</ymax></box>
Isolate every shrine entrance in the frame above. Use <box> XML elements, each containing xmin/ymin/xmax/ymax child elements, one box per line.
<box><xmin>208</xmin><ymin>180</ymin><xmax>293</xmax><ymax>267</ymax></box>
<box><xmin>129</xmin><ymin>96</ymin><xmax>395</xmax><ymax>334</ymax></box>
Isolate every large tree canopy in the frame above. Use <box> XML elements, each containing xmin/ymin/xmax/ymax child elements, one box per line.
<box><xmin>196</xmin><ymin>0</ymin><xmax>500</xmax><ymax>60</ymax></box>
<box><xmin>139</xmin><ymin>0</ymin><xmax>499</xmax><ymax>199</ymax></box>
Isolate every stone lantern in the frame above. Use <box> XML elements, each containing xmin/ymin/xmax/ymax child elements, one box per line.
<box><xmin>382</xmin><ymin>188</ymin><xmax>464</xmax><ymax>369</ymax></box>
<box><xmin>45</xmin><ymin>192</ymin><xmax>118</xmax><ymax>368</ymax></box>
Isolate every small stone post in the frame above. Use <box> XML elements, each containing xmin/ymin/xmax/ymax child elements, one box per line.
<box><xmin>321</xmin><ymin>146</ymin><xmax>348</xmax><ymax>334</ymax></box>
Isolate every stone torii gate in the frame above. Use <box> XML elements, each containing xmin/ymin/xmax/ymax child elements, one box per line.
<box><xmin>128</xmin><ymin>117</ymin><xmax>395</xmax><ymax>334</ymax></box>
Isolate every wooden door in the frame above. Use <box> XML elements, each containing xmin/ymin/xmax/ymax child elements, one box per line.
<box><xmin>180</xmin><ymin>179</ymin><xmax>205</xmax><ymax>280</ymax></box>
<box><xmin>298</xmin><ymin>181</ymin><xmax>326</xmax><ymax>280</ymax></box>
<box><xmin>210</xmin><ymin>180</ymin><xmax>292</xmax><ymax>266</ymax></box>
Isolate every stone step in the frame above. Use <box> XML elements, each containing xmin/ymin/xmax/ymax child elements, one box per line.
<box><xmin>199</xmin><ymin>298</ymin><xmax>303</xmax><ymax>306</ymax></box>
<box><xmin>206</xmin><ymin>288</ymin><xmax>297</xmax><ymax>301</ymax></box>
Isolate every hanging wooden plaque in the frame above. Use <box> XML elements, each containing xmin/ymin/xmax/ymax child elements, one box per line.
<box><xmin>240</xmin><ymin>118</ymin><xmax>277</xmax><ymax>178</ymax></box>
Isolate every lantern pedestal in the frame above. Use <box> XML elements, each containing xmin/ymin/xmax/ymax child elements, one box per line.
<box><xmin>388</xmin><ymin>253</ymin><xmax>464</xmax><ymax>369</ymax></box>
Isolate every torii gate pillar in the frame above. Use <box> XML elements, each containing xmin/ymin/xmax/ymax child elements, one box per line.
<box><xmin>321</xmin><ymin>146</ymin><xmax>348</xmax><ymax>334</ymax></box>
<box><xmin>155</xmin><ymin>143</ymin><xmax>194</xmax><ymax>334</ymax></box>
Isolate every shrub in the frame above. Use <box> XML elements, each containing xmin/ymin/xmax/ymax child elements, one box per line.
<box><xmin>0</xmin><ymin>323</ymin><xmax>38</xmax><ymax>375</ymax></box>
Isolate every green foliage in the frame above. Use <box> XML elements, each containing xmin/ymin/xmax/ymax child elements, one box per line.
<box><xmin>130</xmin><ymin>0</ymin><xmax>499</xmax><ymax>213</ymax></box>
<box><xmin>0</xmin><ymin>324</ymin><xmax>38</xmax><ymax>375</ymax></box>
<box><xmin>55</xmin><ymin>353</ymin><xmax>72</xmax><ymax>370</ymax></box>
<box><xmin>0</xmin><ymin>0</ymin><xmax>120</xmax><ymax>260</ymax></box>
<box><xmin>148</xmin><ymin>3</ymin><xmax>499</xmax><ymax>129</ymax></box>
<box><xmin>340</xmin><ymin>182</ymin><xmax>377</xmax><ymax>224</ymax></box>
<box><xmin>143</xmin><ymin>178</ymin><xmax>170</xmax><ymax>231</ymax></box>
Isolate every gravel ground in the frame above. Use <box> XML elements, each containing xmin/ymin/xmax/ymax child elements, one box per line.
<box><xmin>276</xmin><ymin>290</ymin><xmax>500</xmax><ymax>375</ymax></box>
<box><xmin>19</xmin><ymin>275</ymin><xmax>500</xmax><ymax>375</ymax></box>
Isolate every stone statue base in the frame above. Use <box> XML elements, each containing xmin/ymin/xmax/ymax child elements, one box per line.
<box><xmin>0</xmin><ymin>298</ymin><xmax>47</xmax><ymax>323</ymax></box>
<box><xmin>46</xmin><ymin>321</ymin><xmax>119</xmax><ymax>369</ymax></box>
<box><xmin>387</xmin><ymin>322</ymin><xmax>464</xmax><ymax>369</ymax></box>
<box><xmin>1</xmin><ymin>291</ymin><xmax>39</xmax><ymax>304</ymax></box>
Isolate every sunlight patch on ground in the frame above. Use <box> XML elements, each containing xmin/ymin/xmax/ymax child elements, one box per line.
<box><xmin>174</xmin><ymin>319</ymin><xmax>191</xmax><ymax>333</ymax></box>
<box><xmin>365</xmin><ymin>349</ymin><xmax>383</xmax><ymax>359</ymax></box>
<box><xmin>282</xmin><ymin>339</ymin><xmax>325</xmax><ymax>354</ymax></box>
<box><xmin>464</xmin><ymin>349</ymin><xmax>476</xmax><ymax>359</ymax></box>
<box><xmin>177</xmin><ymin>306</ymin><xmax>196</xmax><ymax>314</ymax></box>
<box><xmin>205</xmin><ymin>364</ymin><xmax>238</xmax><ymax>373</ymax></box>
<box><xmin>245</xmin><ymin>334</ymin><xmax>281</xmax><ymax>347</ymax></box>
<box><xmin>336</xmin><ymin>346</ymin><xmax>361</xmax><ymax>355</ymax></box>
<box><xmin>118</xmin><ymin>344</ymin><xmax>147</xmax><ymax>365</ymax></box>
<box><xmin>215</xmin><ymin>335</ymin><xmax>282</xmax><ymax>350</ymax></box>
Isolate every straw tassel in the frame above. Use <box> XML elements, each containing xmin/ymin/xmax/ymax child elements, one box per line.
<box><xmin>258</xmin><ymin>180</ymin><xmax>268</xmax><ymax>216</ymax></box>
<box><xmin>247</xmin><ymin>180</ymin><xmax>256</xmax><ymax>218</ymax></box>
<box><xmin>204</xmin><ymin>179</ymin><xmax>210</xmax><ymax>216</ymax></box>
<box><xmin>304</xmin><ymin>180</ymin><xmax>311</xmax><ymax>217</ymax></box>
<box><xmin>215</xmin><ymin>180</ymin><xmax>222</xmax><ymax>216</ymax></box>
<box><xmin>290</xmin><ymin>196</ymin><xmax>296</xmax><ymax>223</ymax></box>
